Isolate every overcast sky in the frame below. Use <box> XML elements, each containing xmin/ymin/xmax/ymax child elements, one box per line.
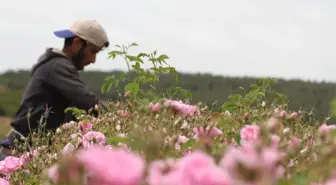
<box><xmin>0</xmin><ymin>0</ymin><xmax>335</xmax><ymax>83</ymax></box>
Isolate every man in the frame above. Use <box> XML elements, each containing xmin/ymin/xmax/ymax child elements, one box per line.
<box><xmin>0</xmin><ymin>19</ymin><xmax>109</xmax><ymax>160</ymax></box>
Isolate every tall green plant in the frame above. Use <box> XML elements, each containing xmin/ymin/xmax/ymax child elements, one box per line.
<box><xmin>101</xmin><ymin>43</ymin><xmax>191</xmax><ymax>100</ymax></box>
<box><xmin>220</xmin><ymin>78</ymin><xmax>287</xmax><ymax>113</ymax></box>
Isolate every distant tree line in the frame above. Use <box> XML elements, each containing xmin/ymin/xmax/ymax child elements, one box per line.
<box><xmin>0</xmin><ymin>70</ymin><xmax>335</xmax><ymax>123</ymax></box>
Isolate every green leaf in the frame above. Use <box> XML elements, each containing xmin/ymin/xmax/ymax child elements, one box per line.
<box><xmin>275</xmin><ymin>179</ymin><xmax>292</xmax><ymax>185</ymax></box>
<box><xmin>136</xmin><ymin>76</ymin><xmax>147</xmax><ymax>84</ymax></box>
<box><xmin>180</xmin><ymin>139</ymin><xmax>196</xmax><ymax>150</ymax></box>
<box><xmin>132</xmin><ymin>62</ymin><xmax>144</xmax><ymax>73</ymax></box>
<box><xmin>255</xmin><ymin>91</ymin><xmax>265</xmax><ymax>97</ymax></box>
<box><xmin>239</xmin><ymin>87</ymin><xmax>245</xmax><ymax>93</ymax></box>
<box><xmin>291</xmin><ymin>174</ymin><xmax>309</xmax><ymax>185</ymax></box>
<box><xmin>101</xmin><ymin>75</ymin><xmax>119</xmax><ymax>94</ymax></box>
<box><xmin>119</xmin><ymin>72</ymin><xmax>126</xmax><ymax>81</ymax></box>
<box><xmin>101</xmin><ymin>82</ymin><xmax>111</xmax><ymax>94</ymax></box>
<box><xmin>126</xmin><ymin>55</ymin><xmax>144</xmax><ymax>63</ymax></box>
<box><xmin>169</xmin><ymin>67</ymin><xmax>179</xmax><ymax>82</ymax></box>
<box><xmin>250</xmin><ymin>84</ymin><xmax>260</xmax><ymax>90</ymax></box>
<box><xmin>23</xmin><ymin>178</ymin><xmax>40</xmax><ymax>185</ymax></box>
<box><xmin>158</xmin><ymin>54</ymin><xmax>169</xmax><ymax>61</ymax></box>
<box><xmin>125</xmin><ymin>82</ymin><xmax>139</xmax><ymax>97</ymax></box>
<box><xmin>126</xmin><ymin>55</ymin><xmax>138</xmax><ymax>62</ymax></box>
<box><xmin>150</xmin><ymin>67</ymin><xmax>161</xmax><ymax>73</ymax></box>
<box><xmin>221</xmin><ymin>101</ymin><xmax>237</xmax><ymax>112</ymax></box>
<box><xmin>108</xmin><ymin>136</ymin><xmax>129</xmax><ymax>145</ymax></box>
<box><xmin>169</xmin><ymin>86</ymin><xmax>192</xmax><ymax>99</ymax></box>
<box><xmin>137</xmin><ymin>53</ymin><xmax>148</xmax><ymax>58</ymax></box>
<box><xmin>64</xmin><ymin>107</ymin><xmax>85</xmax><ymax>114</ymax></box>
<box><xmin>108</xmin><ymin>50</ymin><xmax>126</xmax><ymax>59</ymax></box>
<box><xmin>228</xmin><ymin>94</ymin><xmax>242</xmax><ymax>101</ymax></box>
<box><xmin>64</xmin><ymin>107</ymin><xmax>86</xmax><ymax>119</ymax></box>
<box><xmin>232</xmin><ymin>133</ymin><xmax>240</xmax><ymax>144</ymax></box>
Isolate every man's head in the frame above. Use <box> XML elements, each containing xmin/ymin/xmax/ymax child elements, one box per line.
<box><xmin>53</xmin><ymin>19</ymin><xmax>109</xmax><ymax>70</ymax></box>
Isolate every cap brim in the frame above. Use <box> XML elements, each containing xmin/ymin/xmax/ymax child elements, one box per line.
<box><xmin>53</xmin><ymin>29</ymin><xmax>76</xmax><ymax>38</ymax></box>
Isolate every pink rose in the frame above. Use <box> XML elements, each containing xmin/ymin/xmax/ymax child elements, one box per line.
<box><xmin>240</xmin><ymin>124</ymin><xmax>260</xmax><ymax>146</ymax></box>
<box><xmin>319</xmin><ymin>124</ymin><xmax>336</xmax><ymax>135</ymax></box>
<box><xmin>62</xmin><ymin>143</ymin><xmax>75</xmax><ymax>155</ymax></box>
<box><xmin>324</xmin><ymin>178</ymin><xmax>336</xmax><ymax>185</ymax></box>
<box><xmin>290</xmin><ymin>112</ymin><xmax>298</xmax><ymax>120</ymax></box>
<box><xmin>122</xmin><ymin>111</ymin><xmax>131</xmax><ymax>118</ymax></box>
<box><xmin>4</xmin><ymin>156</ymin><xmax>21</xmax><ymax>174</ymax></box>
<box><xmin>19</xmin><ymin>150</ymin><xmax>39</xmax><ymax>166</ymax></box>
<box><xmin>0</xmin><ymin>178</ymin><xmax>9</xmax><ymax>185</ymax></box>
<box><xmin>150</xmin><ymin>103</ymin><xmax>161</xmax><ymax>113</ymax></box>
<box><xmin>78</xmin><ymin>121</ymin><xmax>93</xmax><ymax>134</ymax></box>
<box><xmin>105</xmin><ymin>145</ymin><xmax>114</xmax><ymax>151</ymax></box>
<box><xmin>280</xmin><ymin>110</ymin><xmax>287</xmax><ymax>119</ymax></box>
<box><xmin>290</xmin><ymin>136</ymin><xmax>301</xmax><ymax>148</ymax></box>
<box><xmin>147</xmin><ymin>160</ymin><xmax>168</xmax><ymax>185</ymax></box>
<box><xmin>220</xmin><ymin>145</ymin><xmax>284</xmax><ymax>184</ymax></box>
<box><xmin>267</xmin><ymin>117</ymin><xmax>280</xmax><ymax>131</ymax></box>
<box><xmin>193</xmin><ymin>126</ymin><xmax>223</xmax><ymax>145</ymax></box>
<box><xmin>193</xmin><ymin>126</ymin><xmax>223</xmax><ymax>138</ymax></box>
<box><xmin>270</xmin><ymin>135</ymin><xmax>280</xmax><ymax>148</ymax></box>
<box><xmin>47</xmin><ymin>164</ymin><xmax>60</xmax><ymax>184</ymax></box>
<box><xmin>0</xmin><ymin>161</ymin><xmax>9</xmax><ymax>175</ymax></box>
<box><xmin>82</xmin><ymin>131</ymin><xmax>106</xmax><ymax>148</ymax></box>
<box><xmin>77</xmin><ymin>146</ymin><xmax>145</xmax><ymax>185</ymax></box>
<box><xmin>124</xmin><ymin>91</ymin><xmax>131</xmax><ymax>97</ymax></box>
<box><xmin>147</xmin><ymin>151</ymin><xmax>232</xmax><ymax>185</ymax></box>
<box><xmin>222</xmin><ymin>138</ymin><xmax>228</xmax><ymax>144</ymax></box>
<box><xmin>61</xmin><ymin>121</ymin><xmax>76</xmax><ymax>129</ymax></box>
<box><xmin>164</xmin><ymin>100</ymin><xmax>200</xmax><ymax>117</ymax></box>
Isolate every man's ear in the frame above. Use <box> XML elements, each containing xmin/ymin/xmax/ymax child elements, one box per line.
<box><xmin>71</xmin><ymin>37</ymin><xmax>83</xmax><ymax>53</ymax></box>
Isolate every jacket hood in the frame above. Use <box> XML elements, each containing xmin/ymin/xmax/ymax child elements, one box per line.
<box><xmin>31</xmin><ymin>48</ymin><xmax>68</xmax><ymax>76</ymax></box>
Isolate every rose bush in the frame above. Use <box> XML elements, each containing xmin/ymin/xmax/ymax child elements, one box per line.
<box><xmin>0</xmin><ymin>43</ymin><xmax>335</xmax><ymax>185</ymax></box>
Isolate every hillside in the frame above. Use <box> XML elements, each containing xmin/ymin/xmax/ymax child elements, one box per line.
<box><xmin>0</xmin><ymin>69</ymin><xmax>335</xmax><ymax>122</ymax></box>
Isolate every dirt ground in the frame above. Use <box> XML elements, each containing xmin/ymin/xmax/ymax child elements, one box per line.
<box><xmin>0</xmin><ymin>116</ymin><xmax>12</xmax><ymax>138</ymax></box>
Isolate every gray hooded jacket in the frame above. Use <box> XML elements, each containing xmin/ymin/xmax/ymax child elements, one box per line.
<box><xmin>10</xmin><ymin>48</ymin><xmax>103</xmax><ymax>137</ymax></box>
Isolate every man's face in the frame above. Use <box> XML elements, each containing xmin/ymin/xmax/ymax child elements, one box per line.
<box><xmin>71</xmin><ymin>37</ymin><xmax>101</xmax><ymax>70</ymax></box>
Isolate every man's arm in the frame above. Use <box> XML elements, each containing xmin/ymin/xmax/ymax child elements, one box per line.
<box><xmin>47</xmin><ymin>59</ymin><xmax>99</xmax><ymax>111</ymax></box>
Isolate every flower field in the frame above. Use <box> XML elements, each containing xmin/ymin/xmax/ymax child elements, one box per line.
<box><xmin>0</xmin><ymin>43</ymin><xmax>335</xmax><ymax>185</ymax></box>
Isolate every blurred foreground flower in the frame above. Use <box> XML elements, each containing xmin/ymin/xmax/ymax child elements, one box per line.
<box><xmin>0</xmin><ymin>178</ymin><xmax>9</xmax><ymax>185</ymax></box>
<box><xmin>147</xmin><ymin>150</ymin><xmax>232</xmax><ymax>185</ymax></box>
<box><xmin>49</xmin><ymin>146</ymin><xmax>145</xmax><ymax>185</ymax></box>
<box><xmin>220</xmin><ymin>145</ymin><xmax>284</xmax><ymax>184</ymax></box>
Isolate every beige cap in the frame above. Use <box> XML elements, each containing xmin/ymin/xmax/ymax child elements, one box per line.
<box><xmin>54</xmin><ymin>19</ymin><xmax>109</xmax><ymax>49</ymax></box>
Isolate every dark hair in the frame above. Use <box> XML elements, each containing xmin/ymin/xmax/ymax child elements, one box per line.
<box><xmin>64</xmin><ymin>36</ymin><xmax>109</xmax><ymax>50</ymax></box>
<box><xmin>64</xmin><ymin>37</ymin><xmax>75</xmax><ymax>47</ymax></box>
<box><xmin>64</xmin><ymin>36</ymin><xmax>87</xmax><ymax>48</ymax></box>
<box><xmin>103</xmin><ymin>41</ymin><xmax>110</xmax><ymax>48</ymax></box>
